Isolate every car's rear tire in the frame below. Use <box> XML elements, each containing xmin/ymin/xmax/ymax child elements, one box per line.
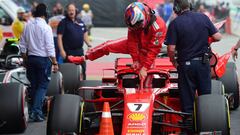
<box><xmin>59</xmin><ymin>63</ymin><xmax>81</xmax><ymax>94</ymax></box>
<box><xmin>46</xmin><ymin>71</ymin><xmax>63</xmax><ymax>96</ymax></box>
<box><xmin>47</xmin><ymin>94</ymin><xmax>82</xmax><ymax>135</ymax></box>
<box><xmin>0</xmin><ymin>83</ymin><xmax>28</xmax><ymax>133</ymax></box>
<box><xmin>219</xmin><ymin>62</ymin><xmax>239</xmax><ymax>109</ymax></box>
<box><xmin>194</xmin><ymin>94</ymin><xmax>230</xmax><ymax>135</ymax></box>
<box><xmin>211</xmin><ymin>80</ymin><xmax>224</xmax><ymax>95</ymax></box>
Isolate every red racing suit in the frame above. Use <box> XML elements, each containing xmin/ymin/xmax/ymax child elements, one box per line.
<box><xmin>86</xmin><ymin>17</ymin><xmax>166</xmax><ymax>69</ymax></box>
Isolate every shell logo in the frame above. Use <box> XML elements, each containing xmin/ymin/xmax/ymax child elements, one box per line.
<box><xmin>128</xmin><ymin>113</ymin><xmax>146</xmax><ymax>121</ymax></box>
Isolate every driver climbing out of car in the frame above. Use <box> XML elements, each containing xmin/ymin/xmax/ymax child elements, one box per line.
<box><xmin>68</xmin><ymin>2</ymin><xmax>167</xmax><ymax>79</ymax></box>
<box><xmin>165</xmin><ymin>0</ymin><xmax>222</xmax><ymax>115</ymax></box>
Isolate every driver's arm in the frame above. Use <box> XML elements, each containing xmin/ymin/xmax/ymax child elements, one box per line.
<box><xmin>127</xmin><ymin>29</ymin><xmax>139</xmax><ymax>62</ymax></box>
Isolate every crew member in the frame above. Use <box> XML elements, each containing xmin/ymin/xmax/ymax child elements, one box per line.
<box><xmin>57</xmin><ymin>3</ymin><xmax>92</xmax><ymax>80</ymax></box>
<box><xmin>165</xmin><ymin>0</ymin><xmax>222</xmax><ymax>113</ymax></box>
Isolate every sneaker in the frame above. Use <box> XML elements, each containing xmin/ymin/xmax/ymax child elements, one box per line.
<box><xmin>28</xmin><ymin>113</ymin><xmax>45</xmax><ymax>122</ymax></box>
<box><xmin>34</xmin><ymin>115</ymin><xmax>45</xmax><ymax>122</ymax></box>
<box><xmin>68</xmin><ymin>56</ymin><xmax>85</xmax><ymax>64</ymax></box>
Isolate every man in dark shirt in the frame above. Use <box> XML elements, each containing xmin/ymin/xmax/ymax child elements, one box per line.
<box><xmin>165</xmin><ymin>0</ymin><xmax>222</xmax><ymax>113</ymax></box>
<box><xmin>57</xmin><ymin>3</ymin><xmax>92</xmax><ymax>80</ymax></box>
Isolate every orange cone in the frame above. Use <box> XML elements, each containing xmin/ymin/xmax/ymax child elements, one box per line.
<box><xmin>99</xmin><ymin>102</ymin><xmax>114</xmax><ymax>135</ymax></box>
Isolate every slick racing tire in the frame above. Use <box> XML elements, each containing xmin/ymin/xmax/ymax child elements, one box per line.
<box><xmin>47</xmin><ymin>94</ymin><xmax>82</xmax><ymax>135</ymax></box>
<box><xmin>211</xmin><ymin>80</ymin><xmax>224</xmax><ymax>95</ymax></box>
<box><xmin>59</xmin><ymin>63</ymin><xmax>81</xmax><ymax>94</ymax></box>
<box><xmin>0</xmin><ymin>83</ymin><xmax>28</xmax><ymax>133</ymax></box>
<box><xmin>79</xmin><ymin>80</ymin><xmax>102</xmax><ymax>112</ymax></box>
<box><xmin>194</xmin><ymin>94</ymin><xmax>230</xmax><ymax>135</ymax></box>
<box><xmin>220</xmin><ymin>62</ymin><xmax>239</xmax><ymax>109</ymax></box>
<box><xmin>46</xmin><ymin>71</ymin><xmax>63</xmax><ymax>96</ymax></box>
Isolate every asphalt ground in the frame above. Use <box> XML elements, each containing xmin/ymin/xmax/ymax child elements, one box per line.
<box><xmin>7</xmin><ymin>28</ymin><xmax>240</xmax><ymax>135</ymax></box>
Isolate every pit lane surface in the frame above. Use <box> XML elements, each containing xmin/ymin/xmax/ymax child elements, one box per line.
<box><xmin>9</xmin><ymin>28</ymin><xmax>240</xmax><ymax>135</ymax></box>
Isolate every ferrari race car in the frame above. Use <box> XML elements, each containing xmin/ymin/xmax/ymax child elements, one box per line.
<box><xmin>47</xmin><ymin>56</ymin><xmax>232</xmax><ymax>135</ymax></box>
<box><xmin>46</xmin><ymin>20</ymin><xmax>238</xmax><ymax>135</ymax></box>
<box><xmin>0</xmin><ymin>38</ymin><xmax>77</xmax><ymax>133</ymax></box>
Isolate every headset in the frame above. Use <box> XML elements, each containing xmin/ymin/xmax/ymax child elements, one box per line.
<box><xmin>64</xmin><ymin>3</ymin><xmax>79</xmax><ymax>18</ymax></box>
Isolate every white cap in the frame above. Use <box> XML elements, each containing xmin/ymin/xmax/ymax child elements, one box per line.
<box><xmin>17</xmin><ymin>7</ymin><xmax>26</xmax><ymax>13</ymax></box>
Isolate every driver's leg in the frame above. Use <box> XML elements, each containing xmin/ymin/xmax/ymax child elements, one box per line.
<box><xmin>86</xmin><ymin>37</ymin><xmax>128</xmax><ymax>60</ymax></box>
<box><xmin>68</xmin><ymin>38</ymin><xmax>128</xmax><ymax>64</ymax></box>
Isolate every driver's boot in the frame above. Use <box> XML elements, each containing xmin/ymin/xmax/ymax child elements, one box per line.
<box><xmin>68</xmin><ymin>55</ymin><xmax>85</xmax><ymax>64</ymax></box>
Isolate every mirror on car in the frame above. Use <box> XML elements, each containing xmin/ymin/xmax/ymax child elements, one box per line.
<box><xmin>0</xmin><ymin>16</ymin><xmax>13</xmax><ymax>26</ymax></box>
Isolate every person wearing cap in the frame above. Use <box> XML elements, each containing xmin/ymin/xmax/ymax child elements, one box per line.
<box><xmin>165</xmin><ymin>0</ymin><xmax>222</xmax><ymax>114</ymax></box>
<box><xmin>78</xmin><ymin>3</ymin><xmax>93</xmax><ymax>40</ymax></box>
<box><xmin>12</xmin><ymin>7</ymin><xmax>26</xmax><ymax>39</ymax></box>
<box><xmin>19</xmin><ymin>3</ymin><xmax>58</xmax><ymax>122</ymax></box>
<box><xmin>232</xmin><ymin>39</ymin><xmax>240</xmax><ymax>61</ymax></box>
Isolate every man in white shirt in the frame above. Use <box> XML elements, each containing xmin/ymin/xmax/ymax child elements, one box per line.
<box><xmin>19</xmin><ymin>3</ymin><xmax>58</xmax><ymax>122</ymax></box>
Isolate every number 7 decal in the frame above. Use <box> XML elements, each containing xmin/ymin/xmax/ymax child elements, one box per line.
<box><xmin>127</xmin><ymin>103</ymin><xmax>150</xmax><ymax>112</ymax></box>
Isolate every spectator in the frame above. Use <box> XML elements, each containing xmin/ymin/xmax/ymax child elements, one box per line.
<box><xmin>52</xmin><ymin>2</ymin><xmax>64</xmax><ymax>16</ymax></box>
<box><xmin>156</xmin><ymin>3</ymin><xmax>164</xmax><ymax>18</ymax></box>
<box><xmin>23</xmin><ymin>10</ymin><xmax>34</xmax><ymax>22</ymax></box>
<box><xmin>49</xmin><ymin>2</ymin><xmax>65</xmax><ymax>63</ymax></box>
<box><xmin>19</xmin><ymin>3</ymin><xmax>58</xmax><ymax>122</ymax></box>
<box><xmin>78</xmin><ymin>3</ymin><xmax>93</xmax><ymax>40</ymax></box>
<box><xmin>198</xmin><ymin>4</ymin><xmax>215</xmax><ymax>22</ymax></box>
<box><xmin>57</xmin><ymin>3</ymin><xmax>92</xmax><ymax>80</ymax></box>
<box><xmin>31</xmin><ymin>1</ymin><xmax>38</xmax><ymax>14</ymax></box>
<box><xmin>11</xmin><ymin>7</ymin><xmax>26</xmax><ymax>39</ymax></box>
<box><xmin>163</xmin><ymin>0</ymin><xmax>173</xmax><ymax>23</ymax></box>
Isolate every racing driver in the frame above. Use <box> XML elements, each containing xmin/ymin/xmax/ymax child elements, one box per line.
<box><xmin>68</xmin><ymin>2</ymin><xmax>167</xmax><ymax>79</ymax></box>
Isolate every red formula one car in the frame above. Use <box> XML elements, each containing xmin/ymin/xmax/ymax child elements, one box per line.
<box><xmin>47</xmin><ymin>51</ymin><xmax>234</xmax><ymax>135</ymax></box>
<box><xmin>46</xmin><ymin>20</ymin><xmax>238</xmax><ymax>135</ymax></box>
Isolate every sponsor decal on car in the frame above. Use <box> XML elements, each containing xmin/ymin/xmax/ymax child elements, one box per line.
<box><xmin>127</xmin><ymin>122</ymin><xmax>146</xmax><ymax>128</ymax></box>
<box><xmin>128</xmin><ymin>113</ymin><xmax>146</xmax><ymax>121</ymax></box>
<box><xmin>127</xmin><ymin>103</ymin><xmax>150</xmax><ymax>112</ymax></box>
<box><xmin>126</xmin><ymin>133</ymin><xmax>145</xmax><ymax>135</ymax></box>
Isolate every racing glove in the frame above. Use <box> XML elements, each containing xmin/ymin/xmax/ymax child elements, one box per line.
<box><xmin>68</xmin><ymin>56</ymin><xmax>85</xmax><ymax>64</ymax></box>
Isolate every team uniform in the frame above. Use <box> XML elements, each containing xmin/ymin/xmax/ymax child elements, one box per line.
<box><xmin>57</xmin><ymin>17</ymin><xmax>87</xmax><ymax>79</ymax></box>
<box><xmin>86</xmin><ymin>17</ymin><xmax>166</xmax><ymax>70</ymax></box>
<box><xmin>165</xmin><ymin>11</ymin><xmax>218</xmax><ymax>113</ymax></box>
